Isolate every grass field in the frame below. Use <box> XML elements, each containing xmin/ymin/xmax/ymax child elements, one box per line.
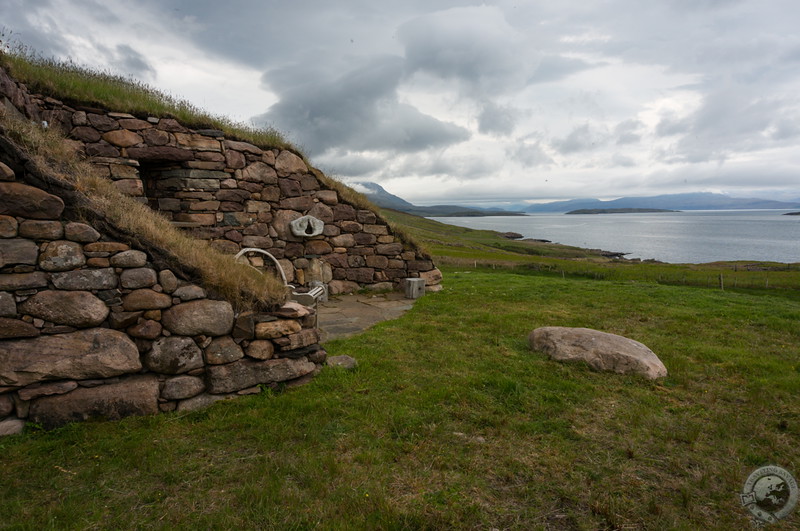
<box><xmin>2</xmin><ymin>264</ymin><xmax>798</xmax><ymax>529</ymax></box>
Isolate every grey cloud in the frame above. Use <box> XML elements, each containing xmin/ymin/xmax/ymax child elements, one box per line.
<box><xmin>315</xmin><ymin>152</ymin><xmax>385</xmax><ymax>178</ymax></box>
<box><xmin>610</xmin><ymin>153</ymin><xmax>636</xmax><ymax>167</ymax></box>
<box><xmin>656</xmin><ymin>114</ymin><xmax>689</xmax><ymax>137</ymax></box>
<box><xmin>111</xmin><ymin>44</ymin><xmax>156</xmax><ymax>80</ymax></box>
<box><xmin>551</xmin><ymin>123</ymin><xmax>608</xmax><ymax>154</ymax></box>
<box><xmin>254</xmin><ymin>55</ymin><xmax>469</xmax><ymax>155</ymax></box>
<box><xmin>662</xmin><ymin>84</ymin><xmax>797</xmax><ymax>163</ymax></box>
<box><xmin>614</xmin><ymin>119</ymin><xmax>643</xmax><ymax>144</ymax></box>
<box><xmin>477</xmin><ymin>101</ymin><xmax>517</xmax><ymax>136</ymax></box>
<box><xmin>510</xmin><ymin>140</ymin><xmax>553</xmax><ymax>168</ymax></box>
<box><xmin>398</xmin><ymin>5</ymin><xmax>537</xmax><ymax>96</ymax></box>
<box><xmin>528</xmin><ymin>55</ymin><xmax>596</xmax><ymax>84</ymax></box>
<box><xmin>0</xmin><ymin>1</ymin><xmax>70</xmax><ymax>58</ymax></box>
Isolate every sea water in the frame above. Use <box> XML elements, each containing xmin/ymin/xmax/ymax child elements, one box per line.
<box><xmin>429</xmin><ymin>210</ymin><xmax>800</xmax><ymax>264</ymax></box>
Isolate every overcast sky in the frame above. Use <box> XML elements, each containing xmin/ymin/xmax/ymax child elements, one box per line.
<box><xmin>3</xmin><ymin>0</ymin><xmax>799</xmax><ymax>206</ymax></box>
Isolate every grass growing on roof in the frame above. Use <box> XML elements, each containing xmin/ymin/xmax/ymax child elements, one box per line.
<box><xmin>0</xmin><ymin>42</ymin><xmax>295</xmax><ymax>152</ymax></box>
<box><xmin>0</xmin><ymin>109</ymin><xmax>288</xmax><ymax>309</ymax></box>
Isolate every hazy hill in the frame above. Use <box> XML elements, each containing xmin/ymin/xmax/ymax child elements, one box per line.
<box><xmin>525</xmin><ymin>192</ymin><xmax>800</xmax><ymax>212</ymax></box>
<box><xmin>350</xmin><ymin>182</ymin><xmax>523</xmax><ymax>216</ymax></box>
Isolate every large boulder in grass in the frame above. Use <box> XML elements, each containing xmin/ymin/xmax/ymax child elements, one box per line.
<box><xmin>529</xmin><ymin>327</ymin><xmax>667</xmax><ymax>379</ymax></box>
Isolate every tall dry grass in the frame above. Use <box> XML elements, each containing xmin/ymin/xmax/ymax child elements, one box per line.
<box><xmin>1</xmin><ymin>109</ymin><xmax>288</xmax><ymax>309</ymax></box>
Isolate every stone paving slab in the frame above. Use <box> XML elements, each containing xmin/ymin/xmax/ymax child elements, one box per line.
<box><xmin>317</xmin><ymin>292</ymin><xmax>416</xmax><ymax>342</ymax></box>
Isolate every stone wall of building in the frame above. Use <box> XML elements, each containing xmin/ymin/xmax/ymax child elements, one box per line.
<box><xmin>1</xmin><ymin>160</ymin><xmax>325</xmax><ymax>435</ymax></box>
<box><xmin>0</xmin><ymin>65</ymin><xmax>443</xmax><ymax>295</ymax></box>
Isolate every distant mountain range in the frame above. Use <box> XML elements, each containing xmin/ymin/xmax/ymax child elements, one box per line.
<box><xmin>350</xmin><ymin>182</ymin><xmax>523</xmax><ymax>216</ymax></box>
<box><xmin>520</xmin><ymin>192</ymin><xmax>800</xmax><ymax>212</ymax></box>
<box><xmin>351</xmin><ymin>182</ymin><xmax>800</xmax><ymax>216</ymax></box>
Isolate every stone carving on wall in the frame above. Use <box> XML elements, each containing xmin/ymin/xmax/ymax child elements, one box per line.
<box><xmin>289</xmin><ymin>215</ymin><xmax>324</xmax><ymax>238</ymax></box>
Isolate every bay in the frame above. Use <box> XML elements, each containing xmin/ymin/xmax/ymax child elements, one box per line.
<box><xmin>430</xmin><ymin>210</ymin><xmax>800</xmax><ymax>264</ymax></box>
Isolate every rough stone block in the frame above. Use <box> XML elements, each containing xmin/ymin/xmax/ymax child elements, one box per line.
<box><xmin>315</xmin><ymin>190</ymin><xmax>338</xmax><ymax>205</ymax></box>
<box><xmin>0</xmin><ymin>317</ymin><xmax>39</xmax><ymax>339</ymax></box>
<box><xmin>206</xmin><ymin>357</ymin><xmax>315</xmax><ymax>394</ymax></box>
<box><xmin>102</xmin><ymin>129</ymin><xmax>142</xmax><ymax>147</ymax></box>
<box><xmin>120</xmin><ymin>267</ymin><xmax>157</xmax><ymax>289</ymax></box>
<box><xmin>0</xmin><ymin>215</ymin><xmax>18</xmax><ymax>237</ymax></box>
<box><xmin>254</xmin><ymin>319</ymin><xmax>302</xmax><ymax>339</ymax></box>
<box><xmin>110</xmin><ymin>250</ymin><xmax>148</xmax><ymax>268</ymax></box>
<box><xmin>0</xmin><ymin>328</ymin><xmax>141</xmax><ymax>387</ymax></box>
<box><xmin>242</xmin><ymin>162</ymin><xmax>277</xmax><ymax>184</ymax></box>
<box><xmin>0</xmin><ymin>182</ymin><xmax>65</xmax><ymax>219</ymax></box>
<box><xmin>29</xmin><ymin>375</ymin><xmax>159</xmax><ymax>429</ymax></box>
<box><xmin>127</xmin><ymin>146</ymin><xmax>194</xmax><ymax>162</ymax></box>
<box><xmin>127</xmin><ymin>319</ymin><xmax>162</xmax><ymax>339</ymax></box>
<box><xmin>122</xmin><ymin>289</ymin><xmax>173</xmax><ymax>311</ymax></box>
<box><xmin>273</xmin><ymin>329</ymin><xmax>320</xmax><ymax>351</ymax></box>
<box><xmin>64</xmin><ymin>222</ymin><xmax>101</xmax><ymax>243</ymax></box>
<box><xmin>38</xmin><ymin>240</ymin><xmax>85</xmax><ymax>271</ymax></box>
<box><xmin>363</xmin><ymin>224</ymin><xmax>388</xmax><ymax>235</ymax></box>
<box><xmin>0</xmin><ymin>239</ymin><xmax>39</xmax><ymax>267</ymax></box>
<box><xmin>18</xmin><ymin>380</ymin><xmax>78</xmax><ymax>401</ymax></box>
<box><xmin>144</xmin><ymin>336</ymin><xmax>204</xmax><ymax>374</ymax></box>
<box><xmin>245</xmin><ymin>340</ymin><xmax>275</xmax><ymax>360</ymax></box>
<box><xmin>84</xmin><ymin>242</ymin><xmax>129</xmax><ymax>253</ymax></box>
<box><xmin>275</xmin><ymin>151</ymin><xmax>308</xmax><ymax>176</ymax></box>
<box><xmin>279</xmin><ymin>197</ymin><xmax>314</xmax><ymax>211</ymax></box>
<box><xmin>204</xmin><ymin>336</ymin><xmax>244</xmax><ymax>364</ymax></box>
<box><xmin>0</xmin><ymin>272</ymin><xmax>48</xmax><ymax>291</ymax></box>
<box><xmin>376</xmin><ymin>243</ymin><xmax>403</xmax><ymax>256</ymax></box>
<box><xmin>161</xmin><ymin>375</ymin><xmax>205</xmax><ymax>400</ymax></box>
<box><xmin>18</xmin><ymin>220</ymin><xmax>63</xmax><ymax>240</ymax></box>
<box><xmin>174</xmin><ymin>133</ymin><xmax>221</xmax><ymax>151</ymax></box>
<box><xmin>19</xmin><ymin>290</ymin><xmax>109</xmax><ymax>328</ymax></box>
<box><xmin>162</xmin><ymin>299</ymin><xmax>234</xmax><ymax>336</ymax></box>
<box><xmin>113</xmin><ymin>179</ymin><xmax>144</xmax><ymax>196</ymax></box>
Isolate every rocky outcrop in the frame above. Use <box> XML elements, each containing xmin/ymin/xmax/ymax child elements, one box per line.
<box><xmin>529</xmin><ymin>327</ymin><xmax>668</xmax><ymax>379</ymax></box>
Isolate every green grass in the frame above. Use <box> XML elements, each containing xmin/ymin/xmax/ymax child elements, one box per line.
<box><xmin>2</xmin><ymin>267</ymin><xmax>798</xmax><ymax>529</ymax></box>
<box><xmin>0</xmin><ymin>44</ymin><xmax>296</xmax><ymax>153</ymax></box>
<box><xmin>381</xmin><ymin>208</ymin><xmax>800</xmax><ymax>292</ymax></box>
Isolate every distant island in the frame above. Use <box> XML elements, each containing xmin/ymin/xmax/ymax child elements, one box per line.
<box><xmin>565</xmin><ymin>208</ymin><xmax>679</xmax><ymax>215</ymax></box>
<box><xmin>784</xmin><ymin>212</ymin><xmax>800</xmax><ymax>216</ymax></box>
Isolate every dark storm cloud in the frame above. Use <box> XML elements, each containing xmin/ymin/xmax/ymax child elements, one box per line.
<box><xmin>398</xmin><ymin>5</ymin><xmax>537</xmax><ymax>97</ymax></box>
<box><xmin>110</xmin><ymin>44</ymin><xmax>156</xmax><ymax>79</ymax></box>
<box><xmin>253</xmin><ymin>55</ymin><xmax>469</xmax><ymax>155</ymax></box>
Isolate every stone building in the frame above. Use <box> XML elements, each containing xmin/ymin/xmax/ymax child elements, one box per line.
<box><xmin>0</xmin><ymin>64</ymin><xmax>441</xmax><ymax>434</ymax></box>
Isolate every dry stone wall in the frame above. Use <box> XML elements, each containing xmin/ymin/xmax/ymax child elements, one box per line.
<box><xmin>0</xmin><ymin>160</ymin><xmax>325</xmax><ymax>435</ymax></box>
<box><xmin>0</xmin><ymin>65</ymin><xmax>443</xmax><ymax>295</ymax></box>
